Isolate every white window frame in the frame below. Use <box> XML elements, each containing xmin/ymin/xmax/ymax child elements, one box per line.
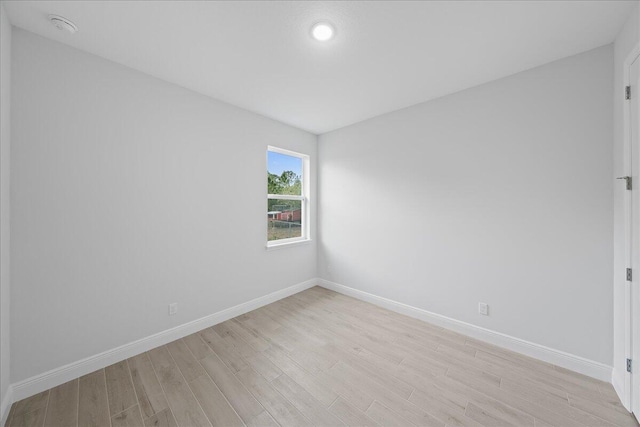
<box><xmin>266</xmin><ymin>146</ymin><xmax>311</xmax><ymax>249</ymax></box>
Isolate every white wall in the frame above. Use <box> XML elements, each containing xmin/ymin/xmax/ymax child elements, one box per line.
<box><xmin>10</xmin><ymin>29</ymin><xmax>317</xmax><ymax>384</ymax></box>
<box><xmin>612</xmin><ymin>2</ymin><xmax>639</xmax><ymax>405</ymax></box>
<box><xmin>0</xmin><ymin>1</ymin><xmax>11</xmax><ymax>421</ymax></box>
<box><xmin>319</xmin><ymin>46</ymin><xmax>614</xmax><ymax>365</ymax></box>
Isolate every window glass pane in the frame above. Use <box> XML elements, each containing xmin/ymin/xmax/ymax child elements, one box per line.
<box><xmin>267</xmin><ymin>198</ymin><xmax>302</xmax><ymax>241</ymax></box>
<box><xmin>267</xmin><ymin>151</ymin><xmax>302</xmax><ymax>196</ymax></box>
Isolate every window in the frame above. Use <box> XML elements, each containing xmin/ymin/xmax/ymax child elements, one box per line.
<box><xmin>267</xmin><ymin>146</ymin><xmax>310</xmax><ymax>247</ymax></box>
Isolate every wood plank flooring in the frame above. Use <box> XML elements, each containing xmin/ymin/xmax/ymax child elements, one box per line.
<box><xmin>5</xmin><ymin>286</ymin><xmax>637</xmax><ymax>427</ymax></box>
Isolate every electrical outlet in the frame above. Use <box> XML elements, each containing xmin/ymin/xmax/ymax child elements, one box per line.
<box><xmin>478</xmin><ymin>302</ymin><xmax>489</xmax><ymax>316</ymax></box>
<box><xmin>169</xmin><ymin>303</ymin><xmax>178</xmax><ymax>316</ymax></box>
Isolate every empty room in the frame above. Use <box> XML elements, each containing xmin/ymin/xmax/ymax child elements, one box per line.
<box><xmin>1</xmin><ymin>0</ymin><xmax>640</xmax><ymax>426</ymax></box>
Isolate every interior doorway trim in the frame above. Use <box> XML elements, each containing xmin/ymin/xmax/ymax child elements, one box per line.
<box><xmin>619</xmin><ymin>40</ymin><xmax>640</xmax><ymax>413</ymax></box>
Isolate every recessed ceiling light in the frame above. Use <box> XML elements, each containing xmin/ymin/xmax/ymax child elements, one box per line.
<box><xmin>311</xmin><ymin>22</ymin><xmax>334</xmax><ymax>42</ymax></box>
<box><xmin>48</xmin><ymin>15</ymin><xmax>78</xmax><ymax>34</ymax></box>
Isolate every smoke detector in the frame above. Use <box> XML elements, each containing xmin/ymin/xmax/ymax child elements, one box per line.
<box><xmin>48</xmin><ymin>15</ymin><xmax>78</xmax><ymax>34</ymax></box>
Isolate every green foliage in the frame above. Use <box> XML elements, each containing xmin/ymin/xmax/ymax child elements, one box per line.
<box><xmin>267</xmin><ymin>171</ymin><xmax>302</xmax><ymax>211</ymax></box>
<box><xmin>268</xmin><ymin>171</ymin><xmax>301</xmax><ymax>195</ymax></box>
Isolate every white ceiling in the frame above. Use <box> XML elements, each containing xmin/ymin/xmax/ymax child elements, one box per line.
<box><xmin>4</xmin><ymin>1</ymin><xmax>637</xmax><ymax>134</ymax></box>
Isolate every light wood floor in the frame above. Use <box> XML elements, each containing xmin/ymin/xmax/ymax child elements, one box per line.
<box><xmin>5</xmin><ymin>286</ymin><xmax>638</xmax><ymax>427</ymax></box>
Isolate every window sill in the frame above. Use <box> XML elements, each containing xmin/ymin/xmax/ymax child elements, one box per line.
<box><xmin>266</xmin><ymin>239</ymin><xmax>312</xmax><ymax>251</ymax></box>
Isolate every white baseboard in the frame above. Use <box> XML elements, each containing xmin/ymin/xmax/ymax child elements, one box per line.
<box><xmin>318</xmin><ymin>279</ymin><xmax>613</xmax><ymax>382</ymax></box>
<box><xmin>5</xmin><ymin>276</ymin><xmax>614</xmax><ymax>416</ymax></box>
<box><xmin>9</xmin><ymin>279</ymin><xmax>317</xmax><ymax>403</ymax></box>
<box><xmin>1</xmin><ymin>385</ymin><xmax>13</xmax><ymax>427</ymax></box>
